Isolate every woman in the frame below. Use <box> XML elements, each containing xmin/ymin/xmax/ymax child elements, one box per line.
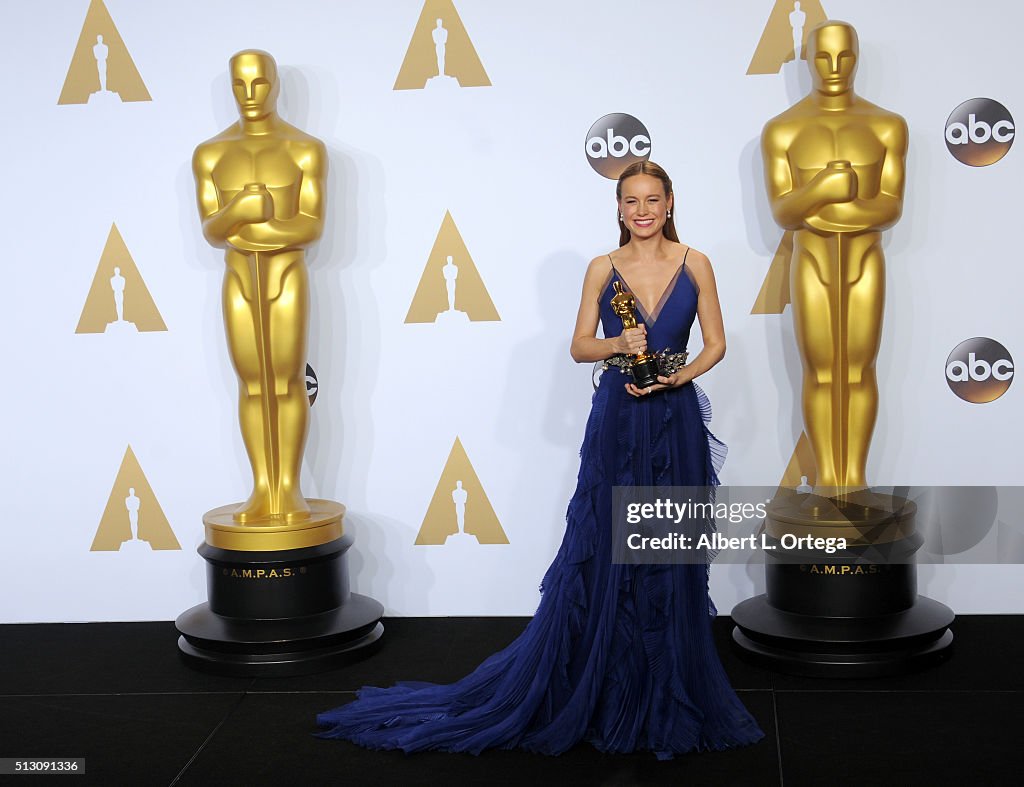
<box><xmin>317</xmin><ymin>161</ymin><xmax>765</xmax><ymax>758</ymax></box>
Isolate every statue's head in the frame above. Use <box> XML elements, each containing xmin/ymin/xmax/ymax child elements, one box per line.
<box><xmin>229</xmin><ymin>50</ymin><xmax>279</xmax><ymax>121</ymax></box>
<box><xmin>808</xmin><ymin>21</ymin><xmax>858</xmax><ymax>96</ymax></box>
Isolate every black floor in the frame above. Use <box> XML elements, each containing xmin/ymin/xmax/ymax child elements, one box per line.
<box><xmin>1</xmin><ymin>615</ymin><xmax>1022</xmax><ymax>786</ymax></box>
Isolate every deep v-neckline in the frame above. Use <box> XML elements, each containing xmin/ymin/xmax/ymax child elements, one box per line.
<box><xmin>607</xmin><ymin>250</ymin><xmax>689</xmax><ymax>326</ymax></box>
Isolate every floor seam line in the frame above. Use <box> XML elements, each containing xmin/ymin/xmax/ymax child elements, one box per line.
<box><xmin>772</xmin><ymin>688</ymin><xmax>784</xmax><ymax>787</ymax></box>
<box><xmin>168</xmin><ymin>681</ymin><xmax>253</xmax><ymax>786</ymax></box>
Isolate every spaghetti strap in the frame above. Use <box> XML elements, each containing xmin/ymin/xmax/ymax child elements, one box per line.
<box><xmin>680</xmin><ymin>247</ymin><xmax>700</xmax><ymax>297</ymax></box>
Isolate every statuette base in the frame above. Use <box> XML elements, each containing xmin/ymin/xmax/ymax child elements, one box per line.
<box><xmin>630</xmin><ymin>356</ymin><xmax>661</xmax><ymax>389</ymax></box>
<box><xmin>176</xmin><ymin>534</ymin><xmax>384</xmax><ymax>677</ymax></box>
<box><xmin>203</xmin><ymin>498</ymin><xmax>344</xmax><ymax>552</ymax></box>
<box><xmin>731</xmin><ymin>491</ymin><xmax>953</xmax><ymax>677</ymax></box>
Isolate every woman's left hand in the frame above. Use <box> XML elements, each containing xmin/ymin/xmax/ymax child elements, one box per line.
<box><xmin>625</xmin><ymin>373</ymin><xmax>690</xmax><ymax>397</ymax></box>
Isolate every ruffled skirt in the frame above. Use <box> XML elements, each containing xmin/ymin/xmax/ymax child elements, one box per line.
<box><xmin>316</xmin><ymin>377</ymin><xmax>764</xmax><ymax>759</ymax></box>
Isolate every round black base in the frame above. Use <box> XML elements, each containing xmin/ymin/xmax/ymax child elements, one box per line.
<box><xmin>175</xmin><ymin>534</ymin><xmax>384</xmax><ymax>677</ymax></box>
<box><xmin>630</xmin><ymin>357</ymin><xmax>661</xmax><ymax>389</ymax></box>
<box><xmin>731</xmin><ymin>594</ymin><xmax>954</xmax><ymax>678</ymax></box>
<box><xmin>176</xmin><ymin>599</ymin><xmax>384</xmax><ymax>678</ymax></box>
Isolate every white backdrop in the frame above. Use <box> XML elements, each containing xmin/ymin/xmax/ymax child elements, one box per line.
<box><xmin>1</xmin><ymin>0</ymin><xmax>1020</xmax><ymax>622</ymax></box>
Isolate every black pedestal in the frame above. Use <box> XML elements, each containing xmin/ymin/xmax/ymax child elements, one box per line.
<box><xmin>631</xmin><ymin>356</ymin><xmax>661</xmax><ymax>389</ymax></box>
<box><xmin>176</xmin><ymin>534</ymin><xmax>384</xmax><ymax>677</ymax></box>
<box><xmin>732</xmin><ymin>591</ymin><xmax>953</xmax><ymax>678</ymax></box>
<box><xmin>732</xmin><ymin>552</ymin><xmax>954</xmax><ymax>678</ymax></box>
<box><xmin>731</xmin><ymin>492</ymin><xmax>954</xmax><ymax>678</ymax></box>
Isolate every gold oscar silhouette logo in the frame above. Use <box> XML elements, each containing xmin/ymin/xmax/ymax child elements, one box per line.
<box><xmin>747</xmin><ymin>0</ymin><xmax>827</xmax><ymax>75</ymax></box>
<box><xmin>394</xmin><ymin>0</ymin><xmax>491</xmax><ymax>90</ymax></box>
<box><xmin>751</xmin><ymin>231</ymin><xmax>793</xmax><ymax>314</ymax></box>
<box><xmin>91</xmin><ymin>445</ymin><xmax>180</xmax><ymax>551</ymax></box>
<box><xmin>58</xmin><ymin>0</ymin><xmax>151</xmax><ymax>105</ymax></box>
<box><xmin>415</xmin><ymin>437</ymin><xmax>508</xmax><ymax>545</ymax></box>
<box><xmin>779</xmin><ymin>432</ymin><xmax>816</xmax><ymax>489</ymax></box>
<box><xmin>405</xmin><ymin>211</ymin><xmax>500</xmax><ymax>323</ymax></box>
<box><xmin>76</xmin><ymin>223</ymin><xmax>166</xmax><ymax>334</ymax></box>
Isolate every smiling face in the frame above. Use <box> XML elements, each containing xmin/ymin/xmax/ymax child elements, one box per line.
<box><xmin>618</xmin><ymin>174</ymin><xmax>673</xmax><ymax>240</ymax></box>
<box><xmin>230</xmin><ymin>50</ymin><xmax>279</xmax><ymax>121</ymax></box>
<box><xmin>808</xmin><ymin>22</ymin><xmax>858</xmax><ymax>96</ymax></box>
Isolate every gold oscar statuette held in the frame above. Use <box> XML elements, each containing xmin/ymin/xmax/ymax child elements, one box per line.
<box><xmin>610</xmin><ymin>280</ymin><xmax>661</xmax><ymax>389</ymax></box>
<box><xmin>177</xmin><ymin>50</ymin><xmax>384</xmax><ymax>676</ymax></box>
<box><xmin>192</xmin><ymin>49</ymin><xmax>342</xmax><ymax>551</ymax></box>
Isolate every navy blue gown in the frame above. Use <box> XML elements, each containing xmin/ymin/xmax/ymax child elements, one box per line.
<box><xmin>317</xmin><ymin>256</ymin><xmax>765</xmax><ymax>759</ymax></box>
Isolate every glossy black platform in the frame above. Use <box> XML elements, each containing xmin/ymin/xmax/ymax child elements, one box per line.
<box><xmin>4</xmin><ymin>616</ymin><xmax>1021</xmax><ymax>785</ymax></box>
<box><xmin>176</xmin><ymin>535</ymin><xmax>384</xmax><ymax>677</ymax></box>
<box><xmin>732</xmin><ymin>490</ymin><xmax>955</xmax><ymax>677</ymax></box>
<box><xmin>732</xmin><ymin>552</ymin><xmax>954</xmax><ymax>677</ymax></box>
<box><xmin>732</xmin><ymin>592</ymin><xmax>954</xmax><ymax>677</ymax></box>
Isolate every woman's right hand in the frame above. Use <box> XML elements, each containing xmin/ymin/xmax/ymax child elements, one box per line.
<box><xmin>615</xmin><ymin>325</ymin><xmax>647</xmax><ymax>356</ymax></box>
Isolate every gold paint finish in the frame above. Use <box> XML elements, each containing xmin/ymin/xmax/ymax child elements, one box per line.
<box><xmin>762</xmin><ymin>21</ymin><xmax>908</xmax><ymax>491</ymax></box>
<box><xmin>609</xmin><ymin>281</ymin><xmax>657</xmax><ymax>368</ymax></box>
<box><xmin>193</xmin><ymin>50</ymin><xmax>327</xmax><ymax>529</ymax></box>
<box><xmin>204</xmin><ymin>500</ymin><xmax>345</xmax><ymax>552</ymax></box>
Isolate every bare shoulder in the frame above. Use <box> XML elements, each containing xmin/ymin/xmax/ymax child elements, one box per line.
<box><xmin>587</xmin><ymin>253</ymin><xmax>615</xmax><ymax>274</ymax></box>
<box><xmin>683</xmin><ymin>245</ymin><xmax>712</xmax><ymax>271</ymax></box>
<box><xmin>580</xmin><ymin>254</ymin><xmax>614</xmax><ymax>290</ymax></box>
<box><xmin>682</xmin><ymin>246</ymin><xmax>718</xmax><ymax>288</ymax></box>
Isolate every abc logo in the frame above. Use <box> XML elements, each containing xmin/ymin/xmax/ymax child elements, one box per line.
<box><xmin>945</xmin><ymin>98</ymin><xmax>1015</xmax><ymax>166</ymax></box>
<box><xmin>305</xmin><ymin>363</ymin><xmax>318</xmax><ymax>406</ymax></box>
<box><xmin>945</xmin><ymin>338</ymin><xmax>1014</xmax><ymax>403</ymax></box>
<box><xmin>585</xmin><ymin>113</ymin><xmax>652</xmax><ymax>179</ymax></box>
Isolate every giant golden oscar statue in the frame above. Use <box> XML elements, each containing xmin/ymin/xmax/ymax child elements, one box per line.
<box><xmin>190</xmin><ymin>49</ymin><xmax>341</xmax><ymax>549</ymax></box>
<box><xmin>731</xmin><ymin>22</ymin><xmax>952</xmax><ymax>676</ymax></box>
<box><xmin>176</xmin><ymin>51</ymin><xmax>382</xmax><ymax>675</ymax></box>
<box><xmin>762</xmin><ymin>21</ymin><xmax>905</xmax><ymax>492</ymax></box>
